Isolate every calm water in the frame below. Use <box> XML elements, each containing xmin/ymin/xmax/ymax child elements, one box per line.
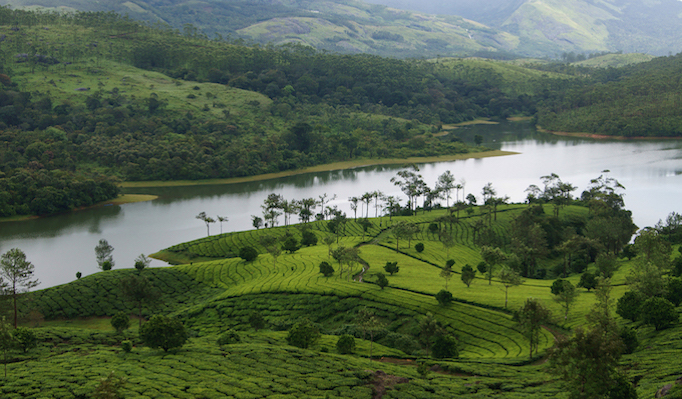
<box><xmin>2</xmin><ymin>122</ymin><xmax>681</xmax><ymax>288</ymax></box>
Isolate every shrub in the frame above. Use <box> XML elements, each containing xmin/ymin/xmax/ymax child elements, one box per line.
<box><xmin>139</xmin><ymin>315</ymin><xmax>188</xmax><ymax>351</ymax></box>
<box><xmin>319</xmin><ymin>261</ymin><xmax>334</xmax><ymax>277</ymax></box>
<box><xmin>282</xmin><ymin>236</ymin><xmax>301</xmax><ymax>253</ymax></box>
<box><xmin>239</xmin><ymin>246</ymin><xmax>258</xmax><ymax>262</ymax></box>
<box><xmin>616</xmin><ymin>291</ymin><xmax>645</xmax><ymax>322</ymax></box>
<box><xmin>121</xmin><ymin>340</ymin><xmax>133</xmax><ymax>353</ymax></box>
<box><xmin>578</xmin><ymin>272</ymin><xmax>597</xmax><ymax>291</ymax></box>
<box><xmin>436</xmin><ymin>289</ymin><xmax>453</xmax><ymax>306</ymax></box>
<box><xmin>248</xmin><ymin>311</ymin><xmax>265</xmax><ymax>331</ymax></box>
<box><xmin>336</xmin><ymin>334</ymin><xmax>356</xmax><ymax>354</ymax></box>
<box><xmin>383</xmin><ymin>261</ymin><xmax>399</xmax><ymax>275</ymax></box>
<box><xmin>431</xmin><ymin>334</ymin><xmax>458</xmax><ymax>359</ymax></box>
<box><xmin>13</xmin><ymin>327</ymin><xmax>37</xmax><ymax>353</ymax></box>
<box><xmin>415</xmin><ymin>243</ymin><xmax>424</xmax><ymax>253</ymax></box>
<box><xmin>111</xmin><ymin>312</ymin><xmax>130</xmax><ymax>333</ymax></box>
<box><xmin>301</xmin><ymin>230</ymin><xmax>318</xmax><ymax>246</ymax></box>
<box><xmin>640</xmin><ymin>297</ymin><xmax>678</xmax><ymax>331</ymax></box>
<box><xmin>217</xmin><ymin>330</ymin><xmax>241</xmax><ymax>345</ymax></box>
<box><xmin>286</xmin><ymin>318</ymin><xmax>320</xmax><ymax>349</ymax></box>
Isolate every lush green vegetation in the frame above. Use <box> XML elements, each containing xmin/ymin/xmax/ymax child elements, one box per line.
<box><xmin>8</xmin><ymin>169</ymin><xmax>682</xmax><ymax>398</ymax></box>
<box><xmin>0</xmin><ymin>8</ymin><xmax>563</xmax><ymax>217</ymax></box>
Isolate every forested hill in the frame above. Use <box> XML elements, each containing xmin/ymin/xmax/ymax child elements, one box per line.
<box><xmin>535</xmin><ymin>54</ymin><xmax>682</xmax><ymax>137</ymax></box>
<box><xmin>0</xmin><ymin>9</ymin><xmax>552</xmax><ymax>217</ymax></box>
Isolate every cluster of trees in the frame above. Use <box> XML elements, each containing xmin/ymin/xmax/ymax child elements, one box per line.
<box><xmin>535</xmin><ymin>52</ymin><xmax>682</xmax><ymax>137</ymax></box>
<box><xmin>472</xmin><ymin>172</ymin><xmax>636</xmax><ymax>283</ymax></box>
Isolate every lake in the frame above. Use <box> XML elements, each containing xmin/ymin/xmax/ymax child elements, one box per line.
<box><xmin>2</xmin><ymin>121</ymin><xmax>681</xmax><ymax>288</ymax></box>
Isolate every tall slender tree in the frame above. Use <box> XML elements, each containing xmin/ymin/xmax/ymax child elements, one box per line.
<box><xmin>0</xmin><ymin>248</ymin><xmax>39</xmax><ymax>327</ymax></box>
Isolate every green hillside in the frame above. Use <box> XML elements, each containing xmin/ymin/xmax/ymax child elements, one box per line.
<box><xmin>0</xmin><ymin>0</ymin><xmax>520</xmax><ymax>58</ymax></box>
<box><xmin>8</xmin><ymin>193</ymin><xmax>682</xmax><ymax>398</ymax></box>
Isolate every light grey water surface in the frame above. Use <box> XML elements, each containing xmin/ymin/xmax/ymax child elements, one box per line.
<box><xmin>2</xmin><ymin>122</ymin><xmax>681</xmax><ymax>288</ymax></box>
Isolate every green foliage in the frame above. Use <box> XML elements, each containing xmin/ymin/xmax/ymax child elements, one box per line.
<box><xmin>239</xmin><ymin>246</ymin><xmax>259</xmax><ymax>262</ymax></box>
<box><xmin>92</xmin><ymin>372</ymin><xmax>126</xmax><ymax>399</ymax></box>
<box><xmin>110</xmin><ymin>312</ymin><xmax>130</xmax><ymax>333</ymax></box>
<box><xmin>95</xmin><ymin>239</ymin><xmax>115</xmax><ymax>271</ymax></box>
<box><xmin>13</xmin><ymin>327</ymin><xmax>37</xmax><ymax>353</ymax></box>
<box><xmin>286</xmin><ymin>318</ymin><xmax>320</xmax><ymax>349</ymax></box>
<box><xmin>1</xmin><ymin>247</ymin><xmax>39</xmax><ymax>327</ymax></box>
<box><xmin>516</xmin><ymin>298</ymin><xmax>551</xmax><ymax>359</ymax></box>
<box><xmin>461</xmin><ymin>264</ymin><xmax>476</xmax><ymax>288</ymax></box>
<box><xmin>376</xmin><ymin>273</ymin><xmax>388</xmax><ymax>290</ymax></box>
<box><xmin>640</xmin><ymin>297</ymin><xmax>678</xmax><ymax>331</ymax></box>
<box><xmin>301</xmin><ymin>229</ymin><xmax>318</xmax><ymax>247</ymax></box>
<box><xmin>415</xmin><ymin>242</ymin><xmax>425</xmax><ymax>253</ymax></box>
<box><xmin>665</xmin><ymin>277</ymin><xmax>682</xmax><ymax>306</ymax></box>
<box><xmin>578</xmin><ymin>272</ymin><xmax>597</xmax><ymax>291</ymax></box>
<box><xmin>431</xmin><ymin>334</ymin><xmax>459</xmax><ymax>359</ymax></box>
<box><xmin>336</xmin><ymin>334</ymin><xmax>356</xmax><ymax>354</ymax></box>
<box><xmin>249</xmin><ymin>311</ymin><xmax>266</xmax><ymax>331</ymax></box>
<box><xmin>383</xmin><ymin>261</ymin><xmax>399</xmax><ymax>276</ymax></box>
<box><xmin>319</xmin><ymin>261</ymin><xmax>335</xmax><ymax>277</ymax></box>
<box><xmin>435</xmin><ymin>290</ymin><xmax>453</xmax><ymax>306</ymax></box>
<box><xmin>120</xmin><ymin>340</ymin><xmax>133</xmax><ymax>353</ymax></box>
<box><xmin>217</xmin><ymin>330</ymin><xmax>241</xmax><ymax>345</ymax></box>
<box><xmin>616</xmin><ymin>291</ymin><xmax>645</xmax><ymax>322</ymax></box>
<box><xmin>619</xmin><ymin>327</ymin><xmax>638</xmax><ymax>355</ymax></box>
<box><xmin>139</xmin><ymin>315</ymin><xmax>189</xmax><ymax>352</ymax></box>
<box><xmin>282</xmin><ymin>236</ymin><xmax>301</xmax><ymax>254</ymax></box>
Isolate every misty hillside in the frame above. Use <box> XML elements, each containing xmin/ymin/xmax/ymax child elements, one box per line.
<box><xmin>0</xmin><ymin>0</ymin><xmax>519</xmax><ymax>58</ymax></box>
<box><xmin>365</xmin><ymin>0</ymin><xmax>682</xmax><ymax>56</ymax></box>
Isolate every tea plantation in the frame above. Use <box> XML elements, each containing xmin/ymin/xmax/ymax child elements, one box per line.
<box><xmin>8</xmin><ymin>204</ymin><xmax>682</xmax><ymax>398</ymax></box>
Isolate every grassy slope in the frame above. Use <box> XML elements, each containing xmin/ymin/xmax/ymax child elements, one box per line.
<box><xmin>13</xmin><ymin>203</ymin><xmax>682</xmax><ymax>397</ymax></box>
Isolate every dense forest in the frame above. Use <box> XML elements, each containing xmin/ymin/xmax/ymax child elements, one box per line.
<box><xmin>1</xmin><ymin>8</ymin><xmax>681</xmax><ymax>217</ymax></box>
<box><xmin>0</xmin><ymin>9</ymin><xmax>544</xmax><ymax>217</ymax></box>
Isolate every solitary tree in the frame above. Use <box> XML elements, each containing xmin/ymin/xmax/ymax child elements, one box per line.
<box><xmin>616</xmin><ymin>291</ymin><xmax>645</xmax><ymax>322</ymax></box>
<box><xmin>134</xmin><ymin>254</ymin><xmax>151</xmax><ymax>273</ymax></box>
<box><xmin>336</xmin><ymin>334</ymin><xmax>356</xmax><ymax>354</ymax></box>
<box><xmin>239</xmin><ymin>246</ymin><xmax>259</xmax><ymax>262</ymax></box>
<box><xmin>498</xmin><ymin>267</ymin><xmax>523</xmax><ymax>309</ymax></box>
<box><xmin>436</xmin><ymin>289</ymin><xmax>453</xmax><ymax>306</ymax></box>
<box><xmin>461</xmin><ymin>264</ymin><xmax>476</xmax><ymax>288</ymax></box>
<box><xmin>319</xmin><ymin>261</ymin><xmax>334</xmax><ymax>277</ymax></box>
<box><xmin>516</xmin><ymin>298</ymin><xmax>551</xmax><ymax>359</ymax></box>
<box><xmin>139</xmin><ymin>315</ymin><xmax>188</xmax><ymax>352</ymax></box>
<box><xmin>436</xmin><ymin>170</ymin><xmax>456</xmax><ymax>208</ymax></box>
<box><xmin>251</xmin><ymin>215</ymin><xmax>263</xmax><ymax>230</ymax></box>
<box><xmin>551</xmin><ymin>279</ymin><xmax>579</xmax><ymax>321</ymax></box>
<box><xmin>111</xmin><ymin>312</ymin><xmax>131</xmax><ymax>333</ymax></box>
<box><xmin>286</xmin><ymin>318</ymin><xmax>320</xmax><ymax>349</ymax></box>
<box><xmin>441</xmin><ymin>259</ymin><xmax>454</xmax><ymax>290</ymax></box>
<box><xmin>480</xmin><ymin>246</ymin><xmax>506</xmax><ymax>285</ymax></box>
<box><xmin>1</xmin><ymin>248</ymin><xmax>40</xmax><ymax>327</ymax></box>
<box><xmin>384</xmin><ymin>261</ymin><xmax>399</xmax><ymax>275</ymax></box>
<box><xmin>376</xmin><ymin>273</ymin><xmax>388</xmax><ymax>289</ymax></box>
<box><xmin>195</xmin><ymin>212</ymin><xmax>215</xmax><ymax>236</ymax></box>
<box><xmin>94</xmin><ymin>239</ymin><xmax>115</xmax><ymax>271</ymax></box>
<box><xmin>216</xmin><ymin>215</ymin><xmax>228</xmax><ymax>234</ymax></box>
<box><xmin>357</xmin><ymin>308</ymin><xmax>383</xmax><ymax>358</ymax></box>
<box><xmin>640</xmin><ymin>297</ymin><xmax>678</xmax><ymax>330</ymax></box>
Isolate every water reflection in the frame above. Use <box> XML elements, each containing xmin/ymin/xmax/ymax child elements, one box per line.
<box><xmin>3</xmin><ymin>121</ymin><xmax>681</xmax><ymax>288</ymax></box>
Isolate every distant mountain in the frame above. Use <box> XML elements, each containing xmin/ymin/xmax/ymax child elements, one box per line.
<box><xmin>3</xmin><ymin>0</ymin><xmax>680</xmax><ymax>57</ymax></box>
<box><xmin>0</xmin><ymin>0</ymin><xmax>520</xmax><ymax>58</ymax></box>
<box><xmin>364</xmin><ymin>0</ymin><xmax>682</xmax><ymax>56</ymax></box>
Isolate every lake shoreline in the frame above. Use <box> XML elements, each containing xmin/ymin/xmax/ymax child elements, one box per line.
<box><xmin>0</xmin><ymin>194</ymin><xmax>159</xmax><ymax>223</ymax></box>
<box><xmin>120</xmin><ymin>150</ymin><xmax>519</xmax><ymax>189</ymax></box>
<box><xmin>537</xmin><ymin>126</ymin><xmax>682</xmax><ymax>140</ymax></box>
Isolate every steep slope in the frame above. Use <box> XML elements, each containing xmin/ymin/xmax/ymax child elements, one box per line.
<box><xmin>0</xmin><ymin>0</ymin><xmax>519</xmax><ymax>58</ymax></box>
<box><xmin>365</xmin><ymin>0</ymin><xmax>682</xmax><ymax>56</ymax></box>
